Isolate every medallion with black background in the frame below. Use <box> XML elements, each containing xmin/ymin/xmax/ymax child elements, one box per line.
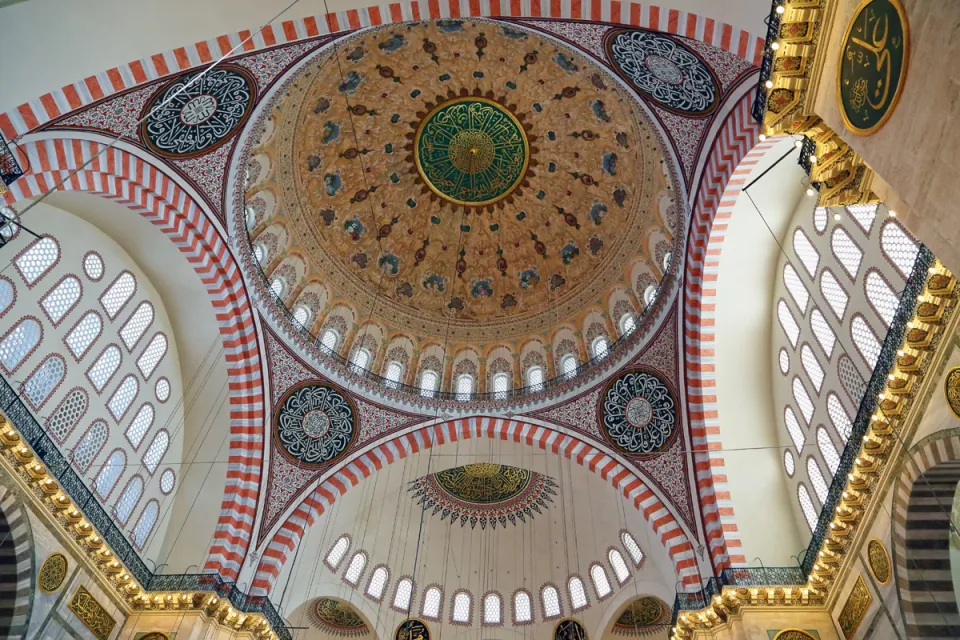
<box><xmin>140</xmin><ymin>64</ymin><xmax>257</xmax><ymax>158</ymax></box>
<box><xmin>599</xmin><ymin>368</ymin><xmax>677</xmax><ymax>457</ymax></box>
<box><xmin>273</xmin><ymin>380</ymin><xmax>357</xmax><ymax>467</ymax></box>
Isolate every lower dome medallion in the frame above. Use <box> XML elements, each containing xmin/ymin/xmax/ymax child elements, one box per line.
<box><xmin>600</xmin><ymin>368</ymin><xmax>677</xmax><ymax>456</ymax></box>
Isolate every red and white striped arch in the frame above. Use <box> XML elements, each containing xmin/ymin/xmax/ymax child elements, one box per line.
<box><xmin>683</xmin><ymin>91</ymin><xmax>776</xmax><ymax>573</ymax></box>
<box><xmin>0</xmin><ymin>137</ymin><xmax>264</xmax><ymax>581</ymax></box>
<box><xmin>251</xmin><ymin>416</ymin><xmax>701</xmax><ymax>595</ymax></box>
<box><xmin>0</xmin><ymin>1</ymin><xmax>764</xmax><ymax>140</ymax></box>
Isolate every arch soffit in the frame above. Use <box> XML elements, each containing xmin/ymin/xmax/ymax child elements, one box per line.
<box><xmin>290</xmin><ymin>582</ymin><xmax>388</xmax><ymax>640</ymax></box>
<box><xmin>0</xmin><ymin>484</ymin><xmax>34</xmax><ymax>640</ymax></box>
<box><xmin>1</xmin><ymin>133</ymin><xmax>265</xmax><ymax>582</ymax></box>
<box><xmin>250</xmin><ymin>416</ymin><xmax>700</xmax><ymax>596</ymax></box>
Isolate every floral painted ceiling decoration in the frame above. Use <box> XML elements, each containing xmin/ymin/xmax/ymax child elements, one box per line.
<box><xmin>408</xmin><ymin>462</ymin><xmax>558</xmax><ymax>529</ymax></box>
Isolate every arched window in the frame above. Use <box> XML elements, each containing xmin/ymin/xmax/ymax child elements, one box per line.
<box><xmin>800</xmin><ymin>344</ymin><xmax>824</xmax><ymax>393</ymax></box>
<box><xmin>865</xmin><ymin>270</ymin><xmax>899</xmax><ymax>327</ymax></box>
<box><xmin>0</xmin><ymin>318</ymin><xmax>41</xmax><ymax>373</ymax></box>
<box><xmin>643</xmin><ymin>284</ymin><xmax>657</xmax><ymax>306</ymax></box>
<box><xmin>620</xmin><ymin>531</ymin><xmax>644</xmax><ymax>566</ymax></box>
<box><xmin>846</xmin><ymin>203</ymin><xmax>877</xmax><ymax>234</ymax></box>
<box><xmin>87</xmin><ymin>345</ymin><xmax>121</xmax><ymax>392</ymax></box>
<box><xmin>482</xmin><ymin>592</ymin><xmax>502</xmax><ymax>625</ymax></box>
<box><xmin>526</xmin><ymin>366</ymin><xmax>544</xmax><ymax>391</ymax></box>
<box><xmin>590</xmin><ymin>564</ymin><xmax>612</xmax><ymax>599</ymax></box>
<box><xmin>245</xmin><ymin>203</ymin><xmax>257</xmax><ymax>228</ymax></box>
<box><xmin>83</xmin><ymin>252</ymin><xmax>104</xmax><ymax>281</ymax></box>
<box><xmin>393</xmin><ymin>577</ymin><xmax>414</xmax><ymax>613</ymax></box>
<box><xmin>253</xmin><ymin>243</ymin><xmax>267</xmax><ymax>264</ymax></box>
<box><xmin>125</xmin><ymin>404</ymin><xmax>154</xmax><ymax>449</ymax></box>
<box><xmin>343</xmin><ymin>552</ymin><xmax>367</xmax><ymax>586</ymax></box>
<box><xmin>94</xmin><ymin>450</ymin><xmax>125</xmax><ymax>498</ymax></box>
<box><xmin>66</xmin><ymin>312</ymin><xmax>103</xmax><ymax>359</ymax></box>
<box><xmin>793</xmin><ymin>228</ymin><xmax>820</xmax><ymax>277</ymax></box>
<box><xmin>541</xmin><ymin>585</ymin><xmax>561</xmax><ymax>620</ymax></box>
<box><xmin>142</xmin><ymin>430</ymin><xmax>168</xmax><ymax>474</ymax></box>
<box><xmin>269</xmin><ymin>276</ymin><xmax>285</xmax><ymax>299</ymax></box>
<box><xmin>619</xmin><ymin>313</ymin><xmax>635</xmax><ymax>335</ymax></box>
<box><xmin>492</xmin><ymin>371</ymin><xmax>510</xmax><ymax>399</ymax></box>
<box><xmin>114</xmin><ymin>476</ymin><xmax>143</xmax><ymax>524</ymax></box>
<box><xmin>132</xmin><ymin>500</ymin><xmax>159</xmax><ymax>548</ymax></box>
<box><xmin>662</xmin><ymin>251</ymin><xmax>672</xmax><ymax>272</ymax></box>
<box><xmin>137</xmin><ymin>333</ymin><xmax>167</xmax><ymax>379</ymax></box>
<box><xmin>452</xmin><ymin>590</ymin><xmax>472</xmax><ymax>624</ymax></box>
<box><xmin>513</xmin><ymin>589</ymin><xmax>533</xmax><ymax>624</ymax></box>
<box><xmin>320</xmin><ymin>328</ymin><xmax>339</xmax><ymax>352</ymax></box>
<box><xmin>325</xmin><ymin>536</ymin><xmax>350</xmax><ymax>570</ymax></box>
<box><xmin>422</xmin><ymin>586</ymin><xmax>443</xmax><ymax>620</ymax></box>
<box><xmin>792</xmin><ymin>377</ymin><xmax>814</xmax><ymax>424</ymax></box>
<box><xmin>568</xmin><ymin>576</ymin><xmax>588</xmax><ymax>611</ymax></box>
<box><xmin>15</xmin><ymin>236</ymin><xmax>59</xmax><ymax>285</ymax></box>
<box><xmin>293</xmin><ymin>305</ymin><xmax>310</xmax><ymax>327</ymax></box>
<box><xmin>784</xmin><ymin>407</ymin><xmax>805</xmax><ymax>453</ymax></box>
<box><xmin>560</xmin><ymin>354</ymin><xmax>577</xmax><ymax>379</ymax></box>
<box><xmin>880</xmin><ymin>219</ymin><xmax>919</xmax><ymax>278</ymax></box>
<box><xmin>608</xmin><ymin>549</ymin><xmax>630</xmax><ymax>584</ymax></box>
<box><xmin>155</xmin><ymin>378</ymin><xmax>171</xmax><ymax>402</ymax></box>
<box><xmin>160</xmin><ymin>469</ymin><xmax>176</xmax><ymax>494</ymax></box>
<box><xmin>827</xmin><ymin>393</ymin><xmax>852</xmax><ymax>442</ymax></box>
<box><xmin>591</xmin><ymin>335</ymin><xmax>609</xmax><ymax>359</ymax></box>
<box><xmin>24</xmin><ymin>355</ymin><xmax>65</xmax><ymax>408</ymax></box>
<box><xmin>810</xmin><ymin>309</ymin><xmax>836</xmax><ymax>358</ymax></box>
<box><xmin>40</xmin><ymin>276</ymin><xmax>81</xmax><ymax>325</ymax></box>
<box><xmin>0</xmin><ymin>279</ymin><xmax>13</xmax><ymax>316</ymax></box>
<box><xmin>47</xmin><ymin>389</ymin><xmax>88</xmax><ymax>443</ymax></box>
<box><xmin>817</xmin><ymin>427</ymin><xmax>841</xmax><ymax>475</ymax></box>
<box><xmin>777</xmin><ymin>300</ymin><xmax>800</xmax><ymax>348</ymax></box>
<box><xmin>366</xmin><ymin>566</ymin><xmax>389</xmax><ymax>601</ymax></box>
<box><xmin>783</xmin><ymin>449</ymin><xmax>795</xmax><ymax>476</ymax></box>
<box><xmin>820</xmin><ymin>270</ymin><xmax>849</xmax><ymax>320</ymax></box>
<box><xmin>107</xmin><ymin>375</ymin><xmax>139</xmax><ymax>421</ymax></box>
<box><xmin>813</xmin><ymin>207</ymin><xmax>828</xmax><ymax>233</ymax></box>
<box><xmin>851</xmin><ymin>314</ymin><xmax>882</xmax><ymax>368</ymax></box>
<box><xmin>456</xmin><ymin>374</ymin><xmax>474</xmax><ymax>400</ymax></box>
<box><xmin>798</xmin><ymin>484</ymin><xmax>818</xmax><ymax>531</ymax></box>
<box><xmin>73</xmin><ymin>421</ymin><xmax>108</xmax><ymax>472</ymax></box>
<box><xmin>351</xmin><ymin>347</ymin><xmax>370</xmax><ymax>369</ymax></box>
<box><xmin>779</xmin><ymin>348</ymin><xmax>790</xmax><ymax>374</ymax></box>
<box><xmin>419</xmin><ymin>370</ymin><xmax>438</xmax><ymax>397</ymax></box>
<box><xmin>807</xmin><ymin>457</ymin><xmax>829</xmax><ymax>504</ymax></box>
<box><xmin>100</xmin><ymin>271</ymin><xmax>136</xmax><ymax>320</ymax></box>
<box><xmin>385</xmin><ymin>361</ymin><xmax>404</xmax><ymax>387</ymax></box>
<box><xmin>783</xmin><ymin>264</ymin><xmax>809</xmax><ymax>313</ymax></box>
<box><xmin>120</xmin><ymin>302</ymin><xmax>154</xmax><ymax>351</ymax></box>
<box><xmin>831</xmin><ymin>227</ymin><xmax>863</xmax><ymax>279</ymax></box>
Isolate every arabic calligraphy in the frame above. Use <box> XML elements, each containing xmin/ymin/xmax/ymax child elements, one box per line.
<box><xmin>838</xmin><ymin>0</ymin><xmax>908</xmax><ymax>134</ymax></box>
<box><xmin>395</xmin><ymin>618</ymin><xmax>430</xmax><ymax>640</ymax></box>
<box><xmin>68</xmin><ymin>585</ymin><xmax>117</xmax><ymax>640</ymax></box>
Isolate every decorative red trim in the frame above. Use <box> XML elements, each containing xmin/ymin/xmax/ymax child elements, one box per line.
<box><xmin>22</xmin><ymin>354</ymin><xmax>67</xmax><ymax>410</ymax></box>
<box><xmin>132</xmin><ymin>498</ymin><xmax>160</xmax><ymax>550</ymax></box>
<box><xmin>13</xmin><ymin>235</ymin><xmax>61</xmax><ymax>288</ymax></box>
<box><xmin>449</xmin><ymin>588</ymin><xmax>474</xmax><ymax>626</ymax></box>
<box><xmin>420</xmin><ymin>583</ymin><xmax>444</xmax><ymax>621</ymax></box>
<box><xmin>38</xmin><ymin>274</ymin><xmax>83</xmax><ymax>327</ymax></box>
<box><xmin>85</xmin><ymin>343</ymin><xmax>123</xmax><ymax>394</ymax></box>
<box><xmin>62</xmin><ymin>310</ymin><xmax>104</xmax><ymax>361</ymax></box>
<box><xmin>159</xmin><ymin>468</ymin><xmax>176</xmax><ymax>495</ymax></box>
<box><xmin>566</xmin><ymin>574</ymin><xmax>590</xmax><ymax>612</ymax></box>
<box><xmin>93</xmin><ymin>447</ymin><xmax>127</xmax><ymax>501</ymax></box>
<box><xmin>341</xmin><ymin>550</ymin><xmax>369</xmax><ymax>588</ymax></box>
<box><xmin>82</xmin><ymin>250</ymin><xmax>105</xmax><ymax>282</ymax></box>
<box><xmin>72</xmin><ymin>419</ymin><xmax>109</xmax><ymax>473</ymax></box>
<box><xmin>510</xmin><ymin>587</ymin><xmax>534</xmax><ymax>626</ymax></box>
<box><xmin>106</xmin><ymin>374</ymin><xmax>140</xmax><ymax>423</ymax></box>
<box><xmin>119</xmin><ymin>301</ymin><xmax>155</xmax><ymax>352</ymax></box>
<box><xmin>539</xmin><ymin>582</ymin><xmax>564</xmax><ymax>621</ymax></box>
<box><xmin>390</xmin><ymin>575</ymin><xmax>417</xmax><ymax>614</ymax></box>
<box><xmin>99</xmin><ymin>270</ymin><xmax>138</xmax><ymax>321</ymax></box>
<box><xmin>44</xmin><ymin>386</ymin><xmax>89</xmax><ymax>444</ymax></box>
<box><xmin>480</xmin><ymin>591</ymin><xmax>504</xmax><ymax>627</ymax></box>
<box><xmin>0</xmin><ymin>315</ymin><xmax>43</xmax><ymax>374</ymax></box>
<box><xmin>363</xmin><ymin>564</ymin><xmax>390</xmax><ymax>603</ymax></box>
<box><xmin>323</xmin><ymin>534</ymin><xmax>352</xmax><ymax>572</ymax></box>
<box><xmin>587</xmin><ymin>563</ymin><xmax>614</xmax><ymax>602</ymax></box>
<box><xmin>113</xmin><ymin>474</ymin><xmax>146</xmax><ymax>525</ymax></box>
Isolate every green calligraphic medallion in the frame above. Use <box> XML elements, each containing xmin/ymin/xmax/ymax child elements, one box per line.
<box><xmin>837</xmin><ymin>0</ymin><xmax>909</xmax><ymax>135</ymax></box>
<box><xmin>414</xmin><ymin>97</ymin><xmax>529</xmax><ymax>206</ymax></box>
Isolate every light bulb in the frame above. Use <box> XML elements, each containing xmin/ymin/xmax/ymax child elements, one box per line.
<box><xmin>771</xmin><ymin>41</ymin><xmax>780</xmax><ymax>51</ymax></box>
<box><xmin>776</xmin><ymin>5</ymin><xmax>785</xmax><ymax>14</ymax></box>
<box><xmin>765</xmin><ymin>80</ymin><xmax>774</xmax><ymax>89</ymax></box>
<box><xmin>809</xmin><ymin>155</ymin><xmax>817</xmax><ymax>163</ymax></box>
<box><xmin>794</xmin><ymin>140</ymin><xmax>803</xmax><ymax>148</ymax></box>
<box><xmin>759</xmin><ymin>133</ymin><xmax>767</xmax><ymax>141</ymax></box>
<box><xmin>833</xmin><ymin>212</ymin><xmax>841</xmax><ymax>221</ymax></box>
<box><xmin>889</xmin><ymin>209</ymin><xmax>897</xmax><ymax>217</ymax></box>
<box><xmin>807</xmin><ymin>188</ymin><xmax>816</xmax><ymax>196</ymax></box>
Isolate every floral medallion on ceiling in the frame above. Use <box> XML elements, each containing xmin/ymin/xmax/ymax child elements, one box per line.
<box><xmin>274</xmin><ymin>381</ymin><xmax>357</xmax><ymax>467</ymax></box>
<box><xmin>599</xmin><ymin>368</ymin><xmax>677</xmax><ymax>457</ymax></box>
<box><xmin>408</xmin><ymin>462</ymin><xmax>557</xmax><ymax>529</ymax></box>
<box><xmin>140</xmin><ymin>65</ymin><xmax>257</xmax><ymax>158</ymax></box>
<box><xmin>309</xmin><ymin>597</ymin><xmax>369</xmax><ymax>637</ymax></box>
<box><xmin>611</xmin><ymin>597</ymin><xmax>670</xmax><ymax>635</ymax></box>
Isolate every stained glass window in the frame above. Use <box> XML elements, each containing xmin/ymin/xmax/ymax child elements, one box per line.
<box><xmin>807</xmin><ymin>457</ymin><xmax>829</xmax><ymax>504</ymax></box>
<box><xmin>24</xmin><ymin>355</ymin><xmax>65</xmax><ymax>408</ymax></box>
<box><xmin>47</xmin><ymin>389</ymin><xmax>88</xmax><ymax>443</ymax></box>
<box><xmin>452</xmin><ymin>591</ymin><xmax>472</xmax><ymax>623</ymax></box>
<box><xmin>94</xmin><ymin>450</ymin><xmax>125</xmax><ymax>498</ymax></box>
<box><xmin>846</xmin><ymin>204</ymin><xmax>878</xmax><ymax>235</ymax></box>
<box><xmin>66</xmin><ymin>312</ymin><xmax>102</xmax><ymax>359</ymax></box>
<box><xmin>827</xmin><ymin>393</ymin><xmax>852</xmax><ymax>442</ymax></box>
<box><xmin>83</xmin><ymin>253</ymin><xmax>104</xmax><ymax>280</ymax></box>
<box><xmin>831</xmin><ymin>227</ymin><xmax>863</xmax><ymax>279</ymax></box>
<box><xmin>0</xmin><ymin>318</ymin><xmax>41</xmax><ymax>372</ymax></box>
<box><xmin>820</xmin><ymin>270</ymin><xmax>849</xmax><ymax>321</ymax></box>
<box><xmin>784</xmin><ymin>449</ymin><xmax>795</xmax><ymax>476</ymax></box>
<box><xmin>160</xmin><ymin>469</ymin><xmax>175</xmax><ymax>494</ymax></box>
<box><xmin>100</xmin><ymin>272</ymin><xmax>136</xmax><ymax>319</ymax></box>
<box><xmin>865</xmin><ymin>270</ymin><xmax>899</xmax><ymax>327</ymax></box>
<box><xmin>793</xmin><ymin>228</ymin><xmax>820</xmax><ymax>277</ymax></box>
<box><xmin>366</xmin><ymin>567</ymin><xmax>389</xmax><ymax>600</ymax></box>
<box><xmin>483</xmin><ymin>593</ymin><xmax>502</xmax><ymax>625</ymax></box>
<box><xmin>132</xmin><ymin>500</ymin><xmax>158</xmax><ymax>548</ymax></box>
<box><xmin>621</xmin><ymin>531</ymin><xmax>644</xmax><ymax>566</ymax></box>
<box><xmin>798</xmin><ymin>484</ymin><xmax>818</xmax><ymax>531</ymax></box>
<box><xmin>137</xmin><ymin>333</ymin><xmax>167</xmax><ymax>379</ymax></box>
<box><xmin>513</xmin><ymin>590</ymin><xmax>532</xmax><ymax>623</ymax></box>
<box><xmin>818</xmin><ymin>427</ymin><xmax>841</xmax><ymax>475</ymax></box>
<box><xmin>325</xmin><ymin>536</ymin><xmax>350</xmax><ymax>569</ymax></box>
<box><xmin>40</xmin><ymin>276</ymin><xmax>81</xmax><ymax>325</ymax></box>
<box><xmin>142</xmin><ymin>430</ymin><xmax>168</xmax><ymax>474</ymax></box>
<box><xmin>393</xmin><ymin>578</ymin><xmax>413</xmax><ymax>612</ymax></box>
<box><xmin>422</xmin><ymin>586</ymin><xmax>442</xmax><ymax>619</ymax></box>
<box><xmin>15</xmin><ymin>237</ymin><xmax>58</xmax><ymax>285</ymax></box>
<box><xmin>590</xmin><ymin>564</ymin><xmax>612</xmax><ymax>598</ymax></box>
<box><xmin>792</xmin><ymin>377</ymin><xmax>815</xmax><ymax>424</ymax></box>
<box><xmin>783</xmin><ymin>264</ymin><xmax>809</xmax><ymax>313</ymax></box>
<box><xmin>800</xmin><ymin>344</ymin><xmax>824</xmax><ymax>393</ymax></box>
<box><xmin>851</xmin><ymin>315</ymin><xmax>882</xmax><ymax>368</ymax></box>
<box><xmin>785</xmin><ymin>406</ymin><xmax>805</xmax><ymax>453</ymax></box>
<box><xmin>778</xmin><ymin>300</ymin><xmax>800</xmax><ymax>347</ymax></box>
<box><xmin>107</xmin><ymin>375</ymin><xmax>139</xmax><ymax>421</ymax></box>
<box><xmin>813</xmin><ymin>207</ymin><xmax>828</xmax><ymax>233</ymax></box>
<box><xmin>125</xmin><ymin>404</ymin><xmax>154</xmax><ymax>449</ymax></box>
<box><xmin>344</xmin><ymin>552</ymin><xmax>366</xmax><ymax>586</ymax></box>
<box><xmin>541</xmin><ymin>586</ymin><xmax>561</xmax><ymax>619</ymax></box>
<box><xmin>608</xmin><ymin>549</ymin><xmax>630</xmax><ymax>584</ymax></box>
<box><xmin>810</xmin><ymin>308</ymin><xmax>836</xmax><ymax>358</ymax></box>
<box><xmin>568</xmin><ymin>576</ymin><xmax>588</xmax><ymax>610</ymax></box>
<box><xmin>880</xmin><ymin>220</ymin><xmax>919</xmax><ymax>279</ymax></box>
<box><xmin>114</xmin><ymin>476</ymin><xmax>143</xmax><ymax>524</ymax></box>
<box><xmin>73</xmin><ymin>421</ymin><xmax>108</xmax><ymax>472</ymax></box>
<box><xmin>120</xmin><ymin>302</ymin><xmax>154</xmax><ymax>350</ymax></box>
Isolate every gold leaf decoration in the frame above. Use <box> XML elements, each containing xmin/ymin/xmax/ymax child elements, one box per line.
<box><xmin>773</xmin><ymin>630</ymin><xmax>817</xmax><ymax>640</ymax></box>
<box><xmin>38</xmin><ymin>552</ymin><xmax>68</xmax><ymax>593</ymax></box>
<box><xmin>944</xmin><ymin>366</ymin><xmax>960</xmax><ymax>419</ymax></box>
<box><xmin>310</xmin><ymin>597</ymin><xmax>369</xmax><ymax>637</ymax></box>
<box><xmin>867</xmin><ymin>538</ymin><xmax>891</xmax><ymax>584</ymax></box>
<box><xmin>612</xmin><ymin>596</ymin><xmax>669</xmax><ymax>636</ymax></box>
<box><xmin>67</xmin><ymin>585</ymin><xmax>116</xmax><ymax>640</ymax></box>
<box><xmin>838</xmin><ymin>575</ymin><xmax>872</xmax><ymax>639</ymax></box>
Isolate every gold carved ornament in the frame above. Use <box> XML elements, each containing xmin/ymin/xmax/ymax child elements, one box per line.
<box><xmin>943</xmin><ymin>366</ymin><xmax>960</xmax><ymax>419</ymax></box>
<box><xmin>68</xmin><ymin>585</ymin><xmax>117</xmax><ymax>640</ymax></box>
<box><xmin>837</xmin><ymin>575</ymin><xmax>872</xmax><ymax>640</ymax></box>
<box><xmin>867</xmin><ymin>538</ymin><xmax>891</xmax><ymax>584</ymax></box>
<box><xmin>772</xmin><ymin>631</ymin><xmax>817</xmax><ymax>640</ymax></box>
<box><xmin>136</xmin><ymin>634</ymin><xmax>171</xmax><ymax>640</ymax></box>
<box><xmin>38</xmin><ymin>552</ymin><xmax>68</xmax><ymax>593</ymax></box>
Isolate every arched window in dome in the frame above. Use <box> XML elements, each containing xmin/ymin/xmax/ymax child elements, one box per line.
<box><xmin>87</xmin><ymin>345</ymin><xmax>121</xmax><ymax>393</ymax></box>
<box><xmin>846</xmin><ymin>204</ymin><xmax>878</xmax><ymax>234</ymax></box>
<box><xmin>324</xmin><ymin>536</ymin><xmax>350</xmax><ymax>570</ymax></box>
<box><xmin>293</xmin><ymin>305</ymin><xmax>310</xmax><ymax>327</ymax></box>
<box><xmin>320</xmin><ymin>328</ymin><xmax>340</xmax><ymax>353</ymax></box>
<box><xmin>94</xmin><ymin>450</ymin><xmax>125</xmax><ymax>499</ymax></box>
<box><xmin>24</xmin><ymin>355</ymin><xmax>65</xmax><ymax>409</ymax></box>
<box><xmin>608</xmin><ymin>549</ymin><xmax>630</xmax><ymax>584</ymax></box>
<box><xmin>269</xmin><ymin>276</ymin><xmax>285</xmax><ymax>300</ymax></box>
<box><xmin>142</xmin><ymin>430</ymin><xmax>168</xmax><ymax>474</ymax></box>
<box><xmin>880</xmin><ymin>219</ymin><xmax>919</xmax><ymax>278</ymax></box>
<box><xmin>47</xmin><ymin>389</ymin><xmax>88</xmax><ymax>444</ymax></box>
<box><xmin>420</xmin><ymin>370</ymin><xmax>439</xmax><ymax>398</ymax></box>
<box><xmin>800</xmin><ymin>344</ymin><xmax>824</xmax><ymax>393</ymax></box>
<box><xmin>526</xmin><ymin>366</ymin><xmax>544</xmax><ymax>391</ymax></box>
<box><xmin>784</xmin><ymin>449</ymin><xmax>795</xmax><ymax>476</ymax></box>
<box><xmin>618</xmin><ymin>313</ymin><xmax>636</xmax><ymax>336</ymax></box>
<box><xmin>385</xmin><ymin>360</ymin><xmax>404</xmax><ymax>388</ymax></box>
<box><xmin>777</xmin><ymin>300</ymin><xmax>800</xmax><ymax>348</ymax></box>
<box><xmin>132</xmin><ymin>500</ymin><xmax>159</xmax><ymax>549</ymax></box>
<box><xmin>798</xmin><ymin>484</ymin><xmax>818</xmax><ymax>531</ymax></box>
<box><xmin>350</xmin><ymin>347</ymin><xmax>370</xmax><ymax>370</ymax></box>
<box><xmin>779</xmin><ymin>348</ymin><xmax>790</xmax><ymax>374</ymax></box>
<box><xmin>793</xmin><ymin>228</ymin><xmax>820</xmax><ymax>277</ymax></box>
<box><xmin>452</xmin><ymin>590</ymin><xmax>472</xmax><ymax>624</ymax></box>
<box><xmin>15</xmin><ymin>236</ymin><xmax>59</xmax><ymax>285</ymax></box>
<box><xmin>343</xmin><ymin>551</ymin><xmax>367</xmax><ymax>586</ymax></box>
<box><xmin>108</xmin><ymin>375</ymin><xmax>139</xmax><ymax>421</ymax></box>
<box><xmin>827</xmin><ymin>393</ymin><xmax>852</xmax><ymax>442</ymax></box>
<box><xmin>73</xmin><ymin>421</ymin><xmax>107</xmax><ymax>472</ymax></box>
<box><xmin>560</xmin><ymin>354</ymin><xmax>577</xmax><ymax>379</ymax></box>
<box><xmin>662</xmin><ymin>251</ymin><xmax>672</xmax><ymax>272</ymax></box>
<box><xmin>422</xmin><ymin>586</ymin><xmax>443</xmax><ymax>620</ymax></box>
<box><xmin>137</xmin><ymin>333</ymin><xmax>167</xmax><ymax>379</ymax></box>
<box><xmin>160</xmin><ymin>469</ymin><xmax>175</xmax><ymax>494</ymax></box>
<box><xmin>0</xmin><ymin>317</ymin><xmax>42</xmax><ymax>373</ymax></box>
<box><xmin>365</xmin><ymin>566</ymin><xmax>389</xmax><ymax>601</ymax></box>
<box><xmin>0</xmin><ymin>278</ymin><xmax>13</xmax><ymax>317</ymax></box>
<box><xmin>541</xmin><ymin>585</ymin><xmax>562</xmax><ymax>620</ymax></box>
<box><xmin>783</xmin><ymin>264</ymin><xmax>809</xmax><ymax>313</ymax></box>
<box><xmin>820</xmin><ymin>270</ymin><xmax>849</xmax><ymax>321</ymax></box>
<box><xmin>568</xmin><ymin>576</ymin><xmax>588</xmax><ymax>611</ymax></box>
<box><xmin>807</xmin><ymin>457</ymin><xmax>829</xmax><ymax>504</ymax></box>
<box><xmin>456</xmin><ymin>374</ymin><xmax>474</xmax><ymax>401</ymax></box>
<box><xmin>492</xmin><ymin>372</ymin><xmax>510</xmax><ymax>400</ymax></box>
<box><xmin>865</xmin><ymin>270</ymin><xmax>899</xmax><ymax>328</ymax></box>
<box><xmin>66</xmin><ymin>312</ymin><xmax>103</xmax><ymax>360</ymax></box>
<box><xmin>513</xmin><ymin>589</ymin><xmax>533</xmax><ymax>624</ymax></box>
<box><xmin>851</xmin><ymin>314</ymin><xmax>881</xmax><ymax>368</ymax></box>
<box><xmin>83</xmin><ymin>252</ymin><xmax>104</xmax><ymax>281</ymax></box>
<box><xmin>482</xmin><ymin>592</ymin><xmax>502</xmax><ymax>625</ymax></box>
<box><xmin>792</xmin><ymin>377</ymin><xmax>814</xmax><ymax>424</ymax></box>
<box><xmin>40</xmin><ymin>276</ymin><xmax>81</xmax><ymax>325</ymax></box>
<box><xmin>813</xmin><ymin>207</ymin><xmax>828</xmax><ymax>233</ymax></box>
<box><xmin>125</xmin><ymin>404</ymin><xmax>154</xmax><ymax>449</ymax></box>
<box><xmin>831</xmin><ymin>227</ymin><xmax>863</xmax><ymax>280</ymax></box>
<box><xmin>818</xmin><ymin>427</ymin><xmax>840</xmax><ymax>475</ymax></box>
<box><xmin>119</xmin><ymin>302</ymin><xmax>154</xmax><ymax>351</ymax></box>
<box><xmin>245</xmin><ymin>203</ymin><xmax>257</xmax><ymax>229</ymax></box>
<box><xmin>590</xmin><ymin>564</ymin><xmax>612</xmax><ymax>599</ymax></box>
<box><xmin>100</xmin><ymin>271</ymin><xmax>136</xmax><ymax>320</ymax></box>
<box><xmin>253</xmin><ymin>243</ymin><xmax>267</xmax><ymax>264</ymax></box>
<box><xmin>114</xmin><ymin>476</ymin><xmax>144</xmax><ymax>524</ymax></box>
<box><xmin>620</xmin><ymin>531</ymin><xmax>645</xmax><ymax>566</ymax></box>
<box><xmin>393</xmin><ymin>577</ymin><xmax>414</xmax><ymax>613</ymax></box>
<box><xmin>643</xmin><ymin>284</ymin><xmax>657</xmax><ymax>306</ymax></box>
<box><xmin>591</xmin><ymin>336</ymin><xmax>609</xmax><ymax>359</ymax></box>
<box><xmin>784</xmin><ymin>406</ymin><xmax>805</xmax><ymax>453</ymax></box>
<box><xmin>810</xmin><ymin>308</ymin><xmax>836</xmax><ymax>358</ymax></box>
